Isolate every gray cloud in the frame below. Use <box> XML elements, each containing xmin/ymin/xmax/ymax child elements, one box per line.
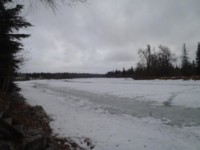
<box><xmin>20</xmin><ymin>0</ymin><xmax>200</xmax><ymax>73</ymax></box>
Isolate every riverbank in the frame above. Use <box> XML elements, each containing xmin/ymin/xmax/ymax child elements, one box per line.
<box><xmin>0</xmin><ymin>92</ymin><xmax>93</xmax><ymax>150</ymax></box>
<box><xmin>133</xmin><ymin>75</ymin><xmax>200</xmax><ymax>80</ymax></box>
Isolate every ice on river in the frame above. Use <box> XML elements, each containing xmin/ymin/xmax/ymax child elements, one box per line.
<box><xmin>17</xmin><ymin>78</ymin><xmax>200</xmax><ymax>150</ymax></box>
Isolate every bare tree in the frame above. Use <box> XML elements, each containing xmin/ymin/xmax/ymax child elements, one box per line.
<box><xmin>136</xmin><ymin>45</ymin><xmax>177</xmax><ymax>78</ymax></box>
<box><xmin>29</xmin><ymin>0</ymin><xmax>87</xmax><ymax>10</ymax></box>
<box><xmin>138</xmin><ymin>45</ymin><xmax>152</xmax><ymax>69</ymax></box>
<box><xmin>158</xmin><ymin>45</ymin><xmax>176</xmax><ymax>68</ymax></box>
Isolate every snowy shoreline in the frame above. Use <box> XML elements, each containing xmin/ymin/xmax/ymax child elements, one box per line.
<box><xmin>17</xmin><ymin>78</ymin><xmax>200</xmax><ymax>150</ymax></box>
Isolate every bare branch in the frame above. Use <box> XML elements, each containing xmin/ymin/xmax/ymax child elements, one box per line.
<box><xmin>35</xmin><ymin>0</ymin><xmax>87</xmax><ymax>10</ymax></box>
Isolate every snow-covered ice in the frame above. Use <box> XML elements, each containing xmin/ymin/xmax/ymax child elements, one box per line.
<box><xmin>17</xmin><ymin>78</ymin><xmax>200</xmax><ymax>150</ymax></box>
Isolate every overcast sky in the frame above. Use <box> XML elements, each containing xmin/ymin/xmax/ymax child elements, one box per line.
<box><xmin>20</xmin><ymin>0</ymin><xmax>200</xmax><ymax>73</ymax></box>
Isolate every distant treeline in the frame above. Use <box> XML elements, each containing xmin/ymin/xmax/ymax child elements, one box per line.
<box><xmin>17</xmin><ymin>72</ymin><xmax>105</xmax><ymax>80</ymax></box>
<box><xmin>106</xmin><ymin>42</ymin><xmax>200</xmax><ymax>79</ymax></box>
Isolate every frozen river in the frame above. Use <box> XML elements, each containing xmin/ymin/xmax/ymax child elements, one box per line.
<box><xmin>18</xmin><ymin>78</ymin><xmax>200</xmax><ymax>150</ymax></box>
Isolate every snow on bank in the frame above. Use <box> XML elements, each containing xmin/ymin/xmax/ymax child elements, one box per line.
<box><xmin>17</xmin><ymin>79</ymin><xmax>200</xmax><ymax>150</ymax></box>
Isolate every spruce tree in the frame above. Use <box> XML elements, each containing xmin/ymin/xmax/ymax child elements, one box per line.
<box><xmin>181</xmin><ymin>43</ymin><xmax>190</xmax><ymax>76</ymax></box>
<box><xmin>0</xmin><ymin>0</ymin><xmax>31</xmax><ymax>93</ymax></box>
<box><xmin>196</xmin><ymin>42</ymin><xmax>200</xmax><ymax>75</ymax></box>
